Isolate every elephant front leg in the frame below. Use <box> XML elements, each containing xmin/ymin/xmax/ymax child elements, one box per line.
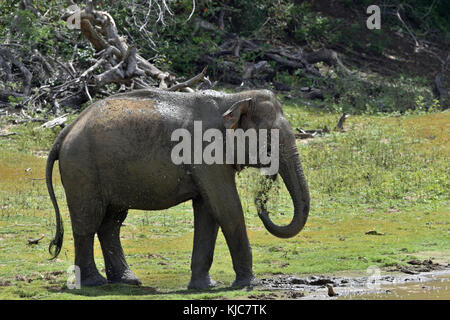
<box><xmin>213</xmin><ymin>210</ymin><xmax>257</xmax><ymax>287</ymax></box>
<box><xmin>193</xmin><ymin>166</ymin><xmax>256</xmax><ymax>288</ymax></box>
<box><xmin>188</xmin><ymin>198</ymin><xmax>219</xmax><ymax>290</ymax></box>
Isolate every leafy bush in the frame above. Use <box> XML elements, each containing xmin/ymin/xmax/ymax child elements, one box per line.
<box><xmin>285</xmin><ymin>2</ymin><xmax>339</xmax><ymax>46</ymax></box>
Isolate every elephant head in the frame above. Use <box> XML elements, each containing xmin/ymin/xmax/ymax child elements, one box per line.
<box><xmin>221</xmin><ymin>90</ymin><xmax>310</xmax><ymax>238</ymax></box>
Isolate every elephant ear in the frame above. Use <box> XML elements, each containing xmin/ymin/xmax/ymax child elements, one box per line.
<box><xmin>222</xmin><ymin>98</ymin><xmax>252</xmax><ymax>130</ymax></box>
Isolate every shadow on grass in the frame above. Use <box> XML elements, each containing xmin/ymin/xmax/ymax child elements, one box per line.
<box><xmin>47</xmin><ymin>283</ymin><xmax>246</xmax><ymax>298</ymax></box>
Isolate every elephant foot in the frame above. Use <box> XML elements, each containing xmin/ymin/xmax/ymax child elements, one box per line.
<box><xmin>231</xmin><ymin>274</ymin><xmax>259</xmax><ymax>288</ymax></box>
<box><xmin>108</xmin><ymin>269</ymin><xmax>142</xmax><ymax>286</ymax></box>
<box><xmin>81</xmin><ymin>271</ymin><xmax>108</xmax><ymax>287</ymax></box>
<box><xmin>188</xmin><ymin>274</ymin><xmax>218</xmax><ymax>290</ymax></box>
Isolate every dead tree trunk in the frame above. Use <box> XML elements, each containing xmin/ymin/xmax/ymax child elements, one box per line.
<box><xmin>59</xmin><ymin>1</ymin><xmax>208</xmax><ymax>102</ymax></box>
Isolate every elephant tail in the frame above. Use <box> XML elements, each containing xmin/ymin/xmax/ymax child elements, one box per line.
<box><xmin>47</xmin><ymin>141</ymin><xmax>64</xmax><ymax>260</ymax></box>
<box><xmin>45</xmin><ymin>109</ymin><xmax>90</xmax><ymax>259</ymax></box>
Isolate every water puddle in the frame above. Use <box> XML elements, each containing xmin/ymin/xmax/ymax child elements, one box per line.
<box><xmin>253</xmin><ymin>268</ymin><xmax>450</xmax><ymax>300</ymax></box>
<box><xmin>341</xmin><ymin>271</ymin><xmax>450</xmax><ymax>300</ymax></box>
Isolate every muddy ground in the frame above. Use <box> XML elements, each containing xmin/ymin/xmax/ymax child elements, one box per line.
<box><xmin>244</xmin><ymin>259</ymin><xmax>450</xmax><ymax>300</ymax></box>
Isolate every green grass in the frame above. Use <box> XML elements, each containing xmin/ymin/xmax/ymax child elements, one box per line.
<box><xmin>0</xmin><ymin>105</ymin><xmax>449</xmax><ymax>299</ymax></box>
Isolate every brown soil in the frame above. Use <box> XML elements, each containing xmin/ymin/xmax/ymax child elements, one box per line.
<box><xmin>390</xmin><ymin>259</ymin><xmax>449</xmax><ymax>275</ymax></box>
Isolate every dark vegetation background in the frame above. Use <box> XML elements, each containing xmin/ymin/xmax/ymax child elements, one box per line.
<box><xmin>0</xmin><ymin>0</ymin><xmax>448</xmax><ymax>116</ymax></box>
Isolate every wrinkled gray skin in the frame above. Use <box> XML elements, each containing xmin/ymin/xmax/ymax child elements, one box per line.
<box><xmin>46</xmin><ymin>88</ymin><xmax>310</xmax><ymax>289</ymax></box>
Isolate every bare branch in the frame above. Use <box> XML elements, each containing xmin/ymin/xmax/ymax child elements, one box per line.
<box><xmin>0</xmin><ymin>48</ymin><xmax>33</xmax><ymax>96</ymax></box>
<box><xmin>167</xmin><ymin>66</ymin><xmax>208</xmax><ymax>92</ymax></box>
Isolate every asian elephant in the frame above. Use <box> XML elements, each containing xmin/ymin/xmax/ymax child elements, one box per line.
<box><xmin>46</xmin><ymin>88</ymin><xmax>310</xmax><ymax>289</ymax></box>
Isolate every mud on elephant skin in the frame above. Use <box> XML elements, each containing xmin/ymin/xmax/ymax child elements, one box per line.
<box><xmin>46</xmin><ymin>88</ymin><xmax>310</xmax><ymax>289</ymax></box>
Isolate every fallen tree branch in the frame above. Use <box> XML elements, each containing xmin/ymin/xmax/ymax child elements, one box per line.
<box><xmin>335</xmin><ymin>113</ymin><xmax>349</xmax><ymax>131</ymax></box>
<box><xmin>303</xmin><ymin>48</ymin><xmax>352</xmax><ymax>75</ymax></box>
<box><xmin>0</xmin><ymin>55</ymin><xmax>13</xmax><ymax>82</ymax></box>
<box><xmin>61</xmin><ymin>1</ymin><xmax>197</xmax><ymax>97</ymax></box>
<box><xmin>27</xmin><ymin>235</ymin><xmax>45</xmax><ymax>245</ymax></box>
<box><xmin>10</xmin><ymin>118</ymin><xmax>46</xmax><ymax>124</ymax></box>
<box><xmin>31</xmin><ymin>49</ymin><xmax>55</xmax><ymax>77</ymax></box>
<box><xmin>0</xmin><ymin>90</ymin><xmax>26</xmax><ymax>102</ymax></box>
<box><xmin>167</xmin><ymin>66</ymin><xmax>208</xmax><ymax>92</ymax></box>
<box><xmin>242</xmin><ymin>61</ymin><xmax>274</xmax><ymax>82</ymax></box>
<box><xmin>432</xmin><ymin>53</ymin><xmax>449</xmax><ymax>102</ymax></box>
<box><xmin>9</xmin><ymin>0</ymin><xmax>182</xmax><ymax>112</ymax></box>
<box><xmin>0</xmin><ymin>48</ymin><xmax>33</xmax><ymax>96</ymax></box>
<box><xmin>37</xmin><ymin>113</ymin><xmax>69</xmax><ymax>130</ymax></box>
<box><xmin>0</xmin><ymin>132</ymin><xmax>19</xmax><ymax>137</ymax></box>
<box><xmin>295</xmin><ymin>127</ymin><xmax>330</xmax><ymax>139</ymax></box>
<box><xmin>300</xmin><ymin>87</ymin><xmax>324</xmax><ymax>100</ymax></box>
<box><xmin>205</xmin><ymin>35</ymin><xmax>351</xmax><ymax>86</ymax></box>
<box><xmin>295</xmin><ymin>113</ymin><xmax>349</xmax><ymax>140</ymax></box>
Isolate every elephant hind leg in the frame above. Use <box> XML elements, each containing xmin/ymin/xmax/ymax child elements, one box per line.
<box><xmin>73</xmin><ymin>232</ymin><xmax>108</xmax><ymax>286</ymax></box>
<box><xmin>67</xmin><ymin>196</ymin><xmax>107</xmax><ymax>287</ymax></box>
<box><xmin>97</xmin><ymin>208</ymin><xmax>141</xmax><ymax>285</ymax></box>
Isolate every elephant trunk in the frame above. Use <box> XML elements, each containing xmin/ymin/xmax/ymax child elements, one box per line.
<box><xmin>256</xmin><ymin>145</ymin><xmax>310</xmax><ymax>238</ymax></box>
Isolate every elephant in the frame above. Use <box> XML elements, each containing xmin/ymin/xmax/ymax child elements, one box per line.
<box><xmin>46</xmin><ymin>88</ymin><xmax>310</xmax><ymax>289</ymax></box>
